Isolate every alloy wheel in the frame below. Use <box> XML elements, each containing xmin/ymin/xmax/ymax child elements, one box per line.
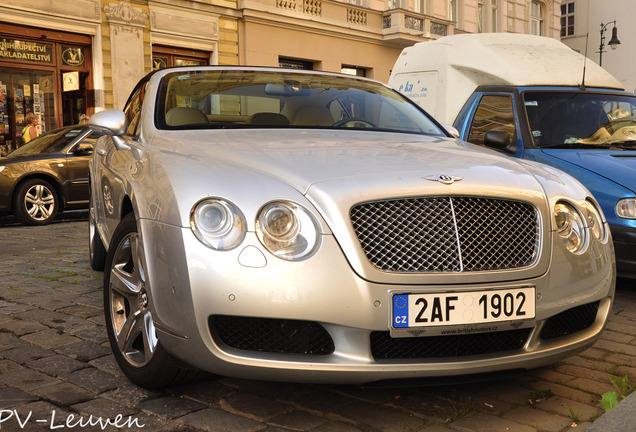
<box><xmin>24</xmin><ymin>183</ymin><xmax>55</xmax><ymax>222</ymax></box>
<box><xmin>108</xmin><ymin>232</ymin><xmax>158</xmax><ymax>367</ymax></box>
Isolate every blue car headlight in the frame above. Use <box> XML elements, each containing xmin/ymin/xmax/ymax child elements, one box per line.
<box><xmin>616</xmin><ymin>198</ymin><xmax>636</xmax><ymax>219</ymax></box>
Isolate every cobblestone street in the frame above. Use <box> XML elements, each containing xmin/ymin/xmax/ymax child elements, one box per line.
<box><xmin>0</xmin><ymin>216</ymin><xmax>635</xmax><ymax>432</ymax></box>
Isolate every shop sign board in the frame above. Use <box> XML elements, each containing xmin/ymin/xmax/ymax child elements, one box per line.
<box><xmin>0</xmin><ymin>39</ymin><xmax>53</xmax><ymax>64</ymax></box>
<box><xmin>153</xmin><ymin>57</ymin><xmax>168</xmax><ymax>70</ymax></box>
<box><xmin>175</xmin><ymin>58</ymin><xmax>205</xmax><ymax>67</ymax></box>
<box><xmin>62</xmin><ymin>46</ymin><xmax>85</xmax><ymax>67</ymax></box>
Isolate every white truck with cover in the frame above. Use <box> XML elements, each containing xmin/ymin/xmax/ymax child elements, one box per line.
<box><xmin>389</xmin><ymin>33</ymin><xmax>636</xmax><ymax>279</ymax></box>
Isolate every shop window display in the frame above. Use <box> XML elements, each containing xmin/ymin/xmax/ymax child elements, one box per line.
<box><xmin>0</xmin><ymin>69</ymin><xmax>55</xmax><ymax>155</ymax></box>
<box><xmin>0</xmin><ymin>26</ymin><xmax>92</xmax><ymax>156</ymax></box>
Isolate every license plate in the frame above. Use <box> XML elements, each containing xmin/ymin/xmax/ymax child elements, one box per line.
<box><xmin>392</xmin><ymin>287</ymin><xmax>535</xmax><ymax>329</ymax></box>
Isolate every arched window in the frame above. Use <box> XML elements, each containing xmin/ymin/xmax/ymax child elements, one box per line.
<box><xmin>531</xmin><ymin>1</ymin><xmax>544</xmax><ymax>36</ymax></box>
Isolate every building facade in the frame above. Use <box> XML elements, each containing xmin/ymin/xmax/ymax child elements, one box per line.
<box><xmin>559</xmin><ymin>0</ymin><xmax>635</xmax><ymax>93</ymax></box>
<box><xmin>0</xmin><ymin>0</ymin><xmax>559</xmax><ymax>154</ymax></box>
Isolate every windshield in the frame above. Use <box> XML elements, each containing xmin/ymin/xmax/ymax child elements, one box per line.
<box><xmin>524</xmin><ymin>91</ymin><xmax>636</xmax><ymax>149</ymax></box>
<box><xmin>9</xmin><ymin>125</ymin><xmax>89</xmax><ymax>156</ymax></box>
<box><xmin>155</xmin><ymin>70</ymin><xmax>444</xmax><ymax>136</ymax></box>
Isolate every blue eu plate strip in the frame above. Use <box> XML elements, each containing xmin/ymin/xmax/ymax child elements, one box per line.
<box><xmin>393</xmin><ymin>294</ymin><xmax>409</xmax><ymax>328</ymax></box>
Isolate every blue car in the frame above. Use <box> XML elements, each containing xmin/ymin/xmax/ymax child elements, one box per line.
<box><xmin>390</xmin><ymin>34</ymin><xmax>635</xmax><ymax>279</ymax></box>
<box><xmin>452</xmin><ymin>87</ymin><xmax>636</xmax><ymax>278</ymax></box>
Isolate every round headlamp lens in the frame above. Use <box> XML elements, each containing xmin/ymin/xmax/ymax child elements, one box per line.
<box><xmin>256</xmin><ymin>201</ymin><xmax>319</xmax><ymax>260</ymax></box>
<box><xmin>191</xmin><ymin>198</ymin><xmax>246</xmax><ymax>250</ymax></box>
<box><xmin>262</xmin><ymin>205</ymin><xmax>299</xmax><ymax>240</ymax></box>
<box><xmin>196</xmin><ymin>201</ymin><xmax>232</xmax><ymax>236</ymax></box>
<box><xmin>584</xmin><ymin>200</ymin><xmax>606</xmax><ymax>241</ymax></box>
<box><xmin>554</xmin><ymin>202</ymin><xmax>586</xmax><ymax>254</ymax></box>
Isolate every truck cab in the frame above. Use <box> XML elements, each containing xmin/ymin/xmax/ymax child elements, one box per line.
<box><xmin>390</xmin><ymin>34</ymin><xmax>636</xmax><ymax>278</ymax></box>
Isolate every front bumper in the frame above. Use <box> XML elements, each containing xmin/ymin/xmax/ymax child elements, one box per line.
<box><xmin>140</xmin><ymin>220</ymin><xmax>616</xmax><ymax>384</ymax></box>
<box><xmin>609</xmin><ymin>225</ymin><xmax>636</xmax><ymax>279</ymax></box>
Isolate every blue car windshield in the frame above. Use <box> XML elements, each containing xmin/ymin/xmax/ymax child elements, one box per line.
<box><xmin>9</xmin><ymin>125</ymin><xmax>89</xmax><ymax>156</ymax></box>
<box><xmin>154</xmin><ymin>69</ymin><xmax>445</xmax><ymax>136</ymax></box>
<box><xmin>523</xmin><ymin>91</ymin><xmax>636</xmax><ymax>149</ymax></box>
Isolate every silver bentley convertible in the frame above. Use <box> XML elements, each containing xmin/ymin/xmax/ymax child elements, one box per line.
<box><xmin>88</xmin><ymin>67</ymin><xmax>615</xmax><ymax>387</ymax></box>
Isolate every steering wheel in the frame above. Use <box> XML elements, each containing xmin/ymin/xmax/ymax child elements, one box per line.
<box><xmin>332</xmin><ymin>118</ymin><xmax>376</xmax><ymax>128</ymax></box>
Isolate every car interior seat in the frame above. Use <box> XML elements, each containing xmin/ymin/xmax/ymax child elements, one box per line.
<box><xmin>165</xmin><ymin>107</ymin><xmax>210</xmax><ymax>126</ymax></box>
<box><xmin>248</xmin><ymin>112</ymin><xmax>290</xmax><ymax>126</ymax></box>
<box><xmin>292</xmin><ymin>106</ymin><xmax>334</xmax><ymax>126</ymax></box>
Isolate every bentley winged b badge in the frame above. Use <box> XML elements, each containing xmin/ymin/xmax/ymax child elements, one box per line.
<box><xmin>423</xmin><ymin>174</ymin><xmax>464</xmax><ymax>185</ymax></box>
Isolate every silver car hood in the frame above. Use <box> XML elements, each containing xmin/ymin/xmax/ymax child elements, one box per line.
<box><xmin>151</xmin><ymin>129</ymin><xmax>553</xmax><ymax>283</ymax></box>
<box><xmin>155</xmin><ymin>129</ymin><xmax>544</xmax><ymax>195</ymax></box>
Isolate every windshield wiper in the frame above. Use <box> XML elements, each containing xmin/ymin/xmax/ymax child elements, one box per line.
<box><xmin>604</xmin><ymin>140</ymin><xmax>636</xmax><ymax>149</ymax></box>
<box><xmin>543</xmin><ymin>141</ymin><xmax>636</xmax><ymax>150</ymax></box>
<box><xmin>542</xmin><ymin>142</ymin><xmax>614</xmax><ymax>150</ymax></box>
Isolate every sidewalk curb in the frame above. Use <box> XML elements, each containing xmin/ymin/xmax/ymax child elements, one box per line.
<box><xmin>586</xmin><ymin>392</ymin><xmax>636</xmax><ymax>431</ymax></box>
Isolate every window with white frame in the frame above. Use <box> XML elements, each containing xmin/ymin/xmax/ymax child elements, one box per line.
<box><xmin>560</xmin><ymin>1</ymin><xmax>575</xmax><ymax>37</ymax></box>
<box><xmin>531</xmin><ymin>1</ymin><xmax>544</xmax><ymax>36</ymax></box>
<box><xmin>341</xmin><ymin>65</ymin><xmax>367</xmax><ymax>77</ymax></box>
<box><xmin>477</xmin><ymin>1</ymin><xmax>484</xmax><ymax>33</ymax></box>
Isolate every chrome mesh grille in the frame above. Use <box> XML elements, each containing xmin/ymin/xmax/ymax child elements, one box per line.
<box><xmin>350</xmin><ymin>197</ymin><xmax>539</xmax><ymax>273</ymax></box>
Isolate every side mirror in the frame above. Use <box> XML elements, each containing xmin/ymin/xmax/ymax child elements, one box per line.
<box><xmin>89</xmin><ymin>110</ymin><xmax>127</xmax><ymax>136</ymax></box>
<box><xmin>73</xmin><ymin>142</ymin><xmax>94</xmax><ymax>155</ymax></box>
<box><xmin>442</xmin><ymin>123</ymin><xmax>460</xmax><ymax>138</ymax></box>
<box><xmin>89</xmin><ymin>110</ymin><xmax>129</xmax><ymax>151</ymax></box>
<box><xmin>484</xmin><ymin>130</ymin><xmax>516</xmax><ymax>153</ymax></box>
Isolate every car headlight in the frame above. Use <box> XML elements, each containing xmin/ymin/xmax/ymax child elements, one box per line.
<box><xmin>554</xmin><ymin>202</ymin><xmax>586</xmax><ymax>254</ymax></box>
<box><xmin>616</xmin><ymin>198</ymin><xmax>636</xmax><ymax>219</ymax></box>
<box><xmin>256</xmin><ymin>201</ymin><xmax>319</xmax><ymax>260</ymax></box>
<box><xmin>584</xmin><ymin>199</ymin><xmax>607</xmax><ymax>242</ymax></box>
<box><xmin>191</xmin><ymin>198</ymin><xmax>246</xmax><ymax>250</ymax></box>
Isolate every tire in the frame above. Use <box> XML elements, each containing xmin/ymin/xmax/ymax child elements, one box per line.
<box><xmin>103</xmin><ymin>213</ymin><xmax>199</xmax><ymax>388</ymax></box>
<box><xmin>13</xmin><ymin>178</ymin><xmax>59</xmax><ymax>225</ymax></box>
<box><xmin>88</xmin><ymin>198</ymin><xmax>106</xmax><ymax>271</ymax></box>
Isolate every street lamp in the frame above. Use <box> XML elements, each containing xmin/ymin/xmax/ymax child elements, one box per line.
<box><xmin>599</xmin><ymin>21</ymin><xmax>621</xmax><ymax>67</ymax></box>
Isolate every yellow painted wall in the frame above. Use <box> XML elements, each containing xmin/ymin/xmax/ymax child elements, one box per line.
<box><xmin>219</xmin><ymin>17</ymin><xmax>240</xmax><ymax>65</ymax></box>
<box><xmin>241</xmin><ymin>22</ymin><xmax>403</xmax><ymax>82</ymax></box>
